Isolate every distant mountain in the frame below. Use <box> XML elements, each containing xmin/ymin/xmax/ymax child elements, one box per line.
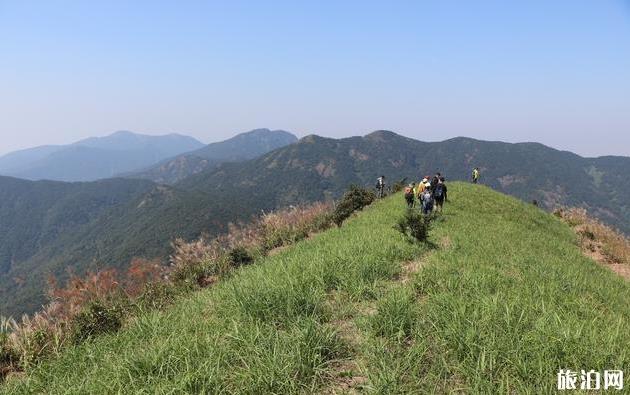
<box><xmin>0</xmin><ymin>131</ymin><xmax>205</xmax><ymax>182</ymax></box>
<box><xmin>2</xmin><ymin>130</ymin><xmax>628</xmax><ymax>317</ymax></box>
<box><xmin>126</xmin><ymin>128</ymin><xmax>298</xmax><ymax>184</ymax></box>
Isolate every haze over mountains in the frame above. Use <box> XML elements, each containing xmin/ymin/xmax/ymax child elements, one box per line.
<box><xmin>0</xmin><ymin>131</ymin><xmax>205</xmax><ymax>182</ymax></box>
<box><xmin>1</xmin><ymin>129</ymin><xmax>629</xmax><ymax>317</ymax></box>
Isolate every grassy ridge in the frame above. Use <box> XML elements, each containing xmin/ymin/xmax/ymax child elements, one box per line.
<box><xmin>3</xmin><ymin>182</ymin><xmax>629</xmax><ymax>394</ymax></box>
<box><xmin>2</xmin><ymin>186</ymin><xmax>423</xmax><ymax>394</ymax></box>
<box><xmin>363</xmin><ymin>183</ymin><xmax>629</xmax><ymax>393</ymax></box>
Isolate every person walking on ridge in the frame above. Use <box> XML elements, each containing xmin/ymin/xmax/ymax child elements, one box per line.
<box><xmin>404</xmin><ymin>183</ymin><xmax>415</xmax><ymax>208</ymax></box>
<box><xmin>376</xmin><ymin>175</ymin><xmax>386</xmax><ymax>198</ymax></box>
<box><xmin>430</xmin><ymin>172</ymin><xmax>441</xmax><ymax>194</ymax></box>
<box><xmin>421</xmin><ymin>188</ymin><xmax>434</xmax><ymax>215</ymax></box>
<box><xmin>434</xmin><ymin>178</ymin><xmax>447</xmax><ymax>212</ymax></box>
<box><xmin>472</xmin><ymin>168</ymin><xmax>480</xmax><ymax>184</ymax></box>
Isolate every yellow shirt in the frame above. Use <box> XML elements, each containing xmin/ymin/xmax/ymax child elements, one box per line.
<box><xmin>416</xmin><ymin>182</ymin><xmax>426</xmax><ymax>196</ymax></box>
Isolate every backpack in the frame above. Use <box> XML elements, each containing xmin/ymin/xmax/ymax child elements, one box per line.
<box><xmin>434</xmin><ymin>184</ymin><xmax>444</xmax><ymax>199</ymax></box>
<box><xmin>422</xmin><ymin>191</ymin><xmax>432</xmax><ymax>204</ymax></box>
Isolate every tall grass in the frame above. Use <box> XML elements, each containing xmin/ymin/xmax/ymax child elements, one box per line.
<box><xmin>364</xmin><ymin>184</ymin><xmax>630</xmax><ymax>393</ymax></box>
<box><xmin>0</xmin><ymin>201</ymin><xmax>335</xmax><ymax>382</ymax></box>
<box><xmin>1</xmin><ymin>188</ymin><xmax>418</xmax><ymax>393</ymax></box>
<box><xmin>2</xmin><ymin>183</ymin><xmax>628</xmax><ymax>394</ymax></box>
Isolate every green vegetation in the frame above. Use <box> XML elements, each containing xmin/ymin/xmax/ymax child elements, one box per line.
<box><xmin>127</xmin><ymin>128</ymin><xmax>298</xmax><ymax>184</ymax></box>
<box><xmin>2</xmin><ymin>183</ymin><xmax>628</xmax><ymax>393</ymax></box>
<box><xmin>395</xmin><ymin>208</ymin><xmax>432</xmax><ymax>243</ymax></box>
<box><xmin>331</xmin><ymin>185</ymin><xmax>375</xmax><ymax>226</ymax></box>
<box><xmin>3</xmin><ymin>130</ymin><xmax>630</xmax><ymax>318</ymax></box>
<box><xmin>182</xmin><ymin>131</ymin><xmax>630</xmax><ymax>235</ymax></box>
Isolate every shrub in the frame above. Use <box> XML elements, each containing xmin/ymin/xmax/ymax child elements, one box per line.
<box><xmin>137</xmin><ymin>282</ymin><xmax>178</xmax><ymax>311</ymax></box>
<box><xmin>391</xmin><ymin>178</ymin><xmax>408</xmax><ymax>194</ymax></box>
<box><xmin>1</xmin><ymin>317</ymin><xmax>18</xmax><ymax>380</ymax></box>
<box><xmin>8</xmin><ymin>309</ymin><xmax>66</xmax><ymax>369</ymax></box>
<box><xmin>71</xmin><ymin>301</ymin><xmax>123</xmax><ymax>344</ymax></box>
<box><xmin>170</xmin><ymin>238</ymin><xmax>228</xmax><ymax>288</ymax></box>
<box><xmin>260</xmin><ymin>202</ymin><xmax>333</xmax><ymax>251</ymax></box>
<box><xmin>47</xmin><ymin>268</ymin><xmax>123</xmax><ymax>321</ymax></box>
<box><xmin>395</xmin><ymin>209</ymin><xmax>432</xmax><ymax>243</ymax></box>
<box><xmin>229</xmin><ymin>246</ymin><xmax>254</xmax><ymax>267</ymax></box>
<box><xmin>124</xmin><ymin>258</ymin><xmax>164</xmax><ymax>298</ymax></box>
<box><xmin>332</xmin><ymin>185</ymin><xmax>376</xmax><ymax>226</ymax></box>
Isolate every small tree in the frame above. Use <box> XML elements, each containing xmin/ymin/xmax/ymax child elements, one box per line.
<box><xmin>395</xmin><ymin>209</ymin><xmax>432</xmax><ymax>243</ymax></box>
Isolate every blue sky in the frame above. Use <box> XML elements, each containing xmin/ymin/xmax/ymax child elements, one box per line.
<box><xmin>1</xmin><ymin>0</ymin><xmax>629</xmax><ymax>157</ymax></box>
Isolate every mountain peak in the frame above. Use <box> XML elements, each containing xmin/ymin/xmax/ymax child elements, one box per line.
<box><xmin>364</xmin><ymin>130</ymin><xmax>401</xmax><ymax>141</ymax></box>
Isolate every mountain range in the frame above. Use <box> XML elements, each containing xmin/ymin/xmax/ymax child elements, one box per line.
<box><xmin>125</xmin><ymin>128</ymin><xmax>298</xmax><ymax>184</ymax></box>
<box><xmin>0</xmin><ymin>131</ymin><xmax>205</xmax><ymax>182</ymax></box>
<box><xmin>1</xmin><ymin>129</ymin><xmax>628</xmax><ymax>317</ymax></box>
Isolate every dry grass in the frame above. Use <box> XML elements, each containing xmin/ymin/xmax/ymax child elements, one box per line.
<box><xmin>554</xmin><ymin>207</ymin><xmax>630</xmax><ymax>278</ymax></box>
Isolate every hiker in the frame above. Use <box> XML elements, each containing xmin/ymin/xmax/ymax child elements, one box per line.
<box><xmin>375</xmin><ymin>175</ymin><xmax>386</xmax><ymax>198</ymax></box>
<box><xmin>472</xmin><ymin>168</ymin><xmax>480</xmax><ymax>184</ymax></box>
<box><xmin>421</xmin><ymin>189</ymin><xmax>434</xmax><ymax>215</ymax></box>
<box><xmin>433</xmin><ymin>178</ymin><xmax>448</xmax><ymax>212</ymax></box>
<box><xmin>430</xmin><ymin>172</ymin><xmax>441</xmax><ymax>194</ymax></box>
<box><xmin>404</xmin><ymin>183</ymin><xmax>415</xmax><ymax>208</ymax></box>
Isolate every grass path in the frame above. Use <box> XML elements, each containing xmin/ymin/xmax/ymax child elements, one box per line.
<box><xmin>3</xmin><ymin>182</ymin><xmax>629</xmax><ymax>394</ymax></box>
<box><xmin>350</xmin><ymin>184</ymin><xmax>629</xmax><ymax>394</ymax></box>
<box><xmin>2</xmin><ymin>186</ymin><xmax>426</xmax><ymax>394</ymax></box>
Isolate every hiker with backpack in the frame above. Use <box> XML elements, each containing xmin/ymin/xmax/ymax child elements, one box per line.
<box><xmin>376</xmin><ymin>175</ymin><xmax>386</xmax><ymax>198</ymax></box>
<box><xmin>430</xmin><ymin>173</ymin><xmax>441</xmax><ymax>193</ymax></box>
<box><xmin>433</xmin><ymin>178</ymin><xmax>447</xmax><ymax>212</ymax></box>
<box><xmin>404</xmin><ymin>183</ymin><xmax>415</xmax><ymax>208</ymax></box>
<box><xmin>472</xmin><ymin>168</ymin><xmax>480</xmax><ymax>184</ymax></box>
<box><xmin>421</xmin><ymin>188</ymin><xmax>434</xmax><ymax>215</ymax></box>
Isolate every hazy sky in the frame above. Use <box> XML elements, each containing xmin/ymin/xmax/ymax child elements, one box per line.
<box><xmin>1</xmin><ymin>1</ymin><xmax>629</xmax><ymax>157</ymax></box>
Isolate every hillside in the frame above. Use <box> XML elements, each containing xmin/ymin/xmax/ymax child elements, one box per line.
<box><xmin>0</xmin><ymin>175</ymin><xmax>251</xmax><ymax>317</ymax></box>
<box><xmin>0</xmin><ymin>131</ymin><xmax>204</xmax><ymax>182</ymax></box>
<box><xmin>180</xmin><ymin>131</ymin><xmax>630</xmax><ymax>234</ymax></box>
<box><xmin>2</xmin><ymin>130</ymin><xmax>629</xmax><ymax>318</ymax></box>
<box><xmin>2</xmin><ymin>183</ymin><xmax>628</xmax><ymax>393</ymax></box>
<box><xmin>0</xmin><ymin>130</ymin><xmax>296</xmax><ymax>317</ymax></box>
<box><xmin>126</xmin><ymin>128</ymin><xmax>298</xmax><ymax>184</ymax></box>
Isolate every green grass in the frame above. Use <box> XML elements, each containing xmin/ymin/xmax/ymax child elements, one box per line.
<box><xmin>2</xmin><ymin>182</ymin><xmax>629</xmax><ymax>394</ymax></box>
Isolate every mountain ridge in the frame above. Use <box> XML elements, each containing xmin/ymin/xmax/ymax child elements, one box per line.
<box><xmin>124</xmin><ymin>128</ymin><xmax>298</xmax><ymax>184</ymax></box>
<box><xmin>1</xmin><ymin>129</ymin><xmax>628</xmax><ymax>317</ymax></box>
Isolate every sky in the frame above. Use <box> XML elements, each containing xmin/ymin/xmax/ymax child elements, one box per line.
<box><xmin>1</xmin><ymin>0</ymin><xmax>629</xmax><ymax>157</ymax></box>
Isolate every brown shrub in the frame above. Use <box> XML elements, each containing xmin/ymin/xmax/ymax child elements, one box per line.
<box><xmin>124</xmin><ymin>258</ymin><xmax>164</xmax><ymax>298</ymax></box>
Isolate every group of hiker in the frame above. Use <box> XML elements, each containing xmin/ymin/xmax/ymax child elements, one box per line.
<box><xmin>376</xmin><ymin>167</ymin><xmax>481</xmax><ymax>214</ymax></box>
<box><xmin>403</xmin><ymin>173</ymin><xmax>448</xmax><ymax>214</ymax></box>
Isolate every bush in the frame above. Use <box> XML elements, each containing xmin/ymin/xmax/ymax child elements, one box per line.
<box><xmin>229</xmin><ymin>246</ymin><xmax>254</xmax><ymax>267</ymax></box>
<box><xmin>137</xmin><ymin>282</ymin><xmax>178</xmax><ymax>311</ymax></box>
<box><xmin>332</xmin><ymin>185</ymin><xmax>376</xmax><ymax>226</ymax></box>
<box><xmin>71</xmin><ymin>301</ymin><xmax>123</xmax><ymax>344</ymax></box>
<box><xmin>391</xmin><ymin>178</ymin><xmax>408</xmax><ymax>194</ymax></box>
<box><xmin>0</xmin><ymin>318</ymin><xmax>18</xmax><ymax>380</ymax></box>
<box><xmin>395</xmin><ymin>209</ymin><xmax>432</xmax><ymax>243</ymax></box>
